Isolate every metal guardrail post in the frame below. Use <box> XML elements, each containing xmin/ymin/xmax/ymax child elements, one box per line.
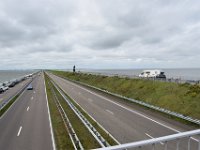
<box><xmin>198</xmin><ymin>138</ymin><xmax>200</xmax><ymax>150</ymax></box>
<box><xmin>176</xmin><ymin>139</ymin><xmax>180</xmax><ymax>150</ymax></box>
<box><xmin>164</xmin><ymin>141</ymin><xmax>168</xmax><ymax>150</ymax></box>
<box><xmin>188</xmin><ymin>137</ymin><xmax>191</xmax><ymax>150</ymax></box>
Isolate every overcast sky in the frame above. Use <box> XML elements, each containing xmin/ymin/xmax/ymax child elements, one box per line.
<box><xmin>0</xmin><ymin>0</ymin><xmax>200</xmax><ymax>70</ymax></box>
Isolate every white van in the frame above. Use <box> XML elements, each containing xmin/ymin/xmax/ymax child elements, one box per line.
<box><xmin>139</xmin><ymin>70</ymin><xmax>166</xmax><ymax>78</ymax></box>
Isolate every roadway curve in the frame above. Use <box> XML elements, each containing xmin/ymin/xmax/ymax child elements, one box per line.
<box><xmin>0</xmin><ymin>74</ymin><xmax>53</xmax><ymax>150</ymax></box>
<box><xmin>48</xmin><ymin>72</ymin><xmax>199</xmax><ymax>150</ymax></box>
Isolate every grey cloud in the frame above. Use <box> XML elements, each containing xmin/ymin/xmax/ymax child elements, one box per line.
<box><xmin>1</xmin><ymin>0</ymin><xmax>200</xmax><ymax>69</ymax></box>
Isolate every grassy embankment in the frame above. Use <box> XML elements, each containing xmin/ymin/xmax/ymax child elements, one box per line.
<box><xmin>51</xmin><ymin>70</ymin><xmax>200</xmax><ymax>122</ymax></box>
<box><xmin>45</xmin><ymin>74</ymin><xmax>74</xmax><ymax>149</ymax></box>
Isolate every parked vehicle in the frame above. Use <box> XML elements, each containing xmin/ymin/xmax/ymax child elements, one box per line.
<box><xmin>139</xmin><ymin>70</ymin><xmax>166</xmax><ymax>79</ymax></box>
<box><xmin>0</xmin><ymin>86</ymin><xmax>8</xmax><ymax>92</ymax></box>
<box><xmin>8</xmin><ymin>81</ymin><xmax>16</xmax><ymax>87</ymax></box>
<box><xmin>0</xmin><ymin>87</ymin><xmax>4</xmax><ymax>93</ymax></box>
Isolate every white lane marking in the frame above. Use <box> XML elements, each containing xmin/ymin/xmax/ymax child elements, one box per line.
<box><xmin>88</xmin><ymin>98</ymin><xmax>93</xmax><ymax>102</ymax></box>
<box><xmin>44</xmin><ymin>75</ymin><xmax>56</xmax><ymax>150</ymax></box>
<box><xmin>106</xmin><ymin>109</ymin><xmax>114</xmax><ymax>115</ymax></box>
<box><xmin>34</xmin><ymin>91</ymin><xmax>36</xmax><ymax>94</ymax></box>
<box><xmin>61</xmin><ymin>77</ymin><xmax>200</xmax><ymax>142</ymax></box>
<box><xmin>17</xmin><ymin>126</ymin><xmax>22</xmax><ymax>136</ymax></box>
<box><xmin>31</xmin><ymin>96</ymin><xmax>33</xmax><ymax>100</ymax></box>
<box><xmin>145</xmin><ymin>133</ymin><xmax>164</xmax><ymax>145</ymax></box>
<box><xmin>27</xmin><ymin>106</ymin><xmax>29</xmax><ymax>111</ymax></box>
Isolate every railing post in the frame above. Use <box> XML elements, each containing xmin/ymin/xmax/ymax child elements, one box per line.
<box><xmin>152</xmin><ymin>143</ymin><xmax>155</xmax><ymax>150</ymax></box>
<box><xmin>188</xmin><ymin>136</ymin><xmax>191</xmax><ymax>150</ymax></box>
<box><xmin>164</xmin><ymin>141</ymin><xmax>168</xmax><ymax>150</ymax></box>
<box><xmin>176</xmin><ymin>139</ymin><xmax>180</xmax><ymax>150</ymax></box>
<box><xmin>198</xmin><ymin>138</ymin><xmax>200</xmax><ymax>150</ymax></box>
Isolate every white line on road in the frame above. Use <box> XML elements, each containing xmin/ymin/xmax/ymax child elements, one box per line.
<box><xmin>62</xmin><ymin>78</ymin><xmax>200</xmax><ymax>142</ymax></box>
<box><xmin>34</xmin><ymin>91</ymin><xmax>36</xmax><ymax>94</ymax></box>
<box><xmin>17</xmin><ymin>126</ymin><xmax>22</xmax><ymax>136</ymax></box>
<box><xmin>106</xmin><ymin>109</ymin><xmax>114</xmax><ymax>115</ymax></box>
<box><xmin>31</xmin><ymin>96</ymin><xmax>33</xmax><ymax>100</ymax></box>
<box><xmin>27</xmin><ymin>106</ymin><xmax>29</xmax><ymax>111</ymax></box>
<box><xmin>145</xmin><ymin>133</ymin><xmax>164</xmax><ymax>145</ymax></box>
<box><xmin>44</xmin><ymin>75</ymin><xmax>56</xmax><ymax>150</ymax></box>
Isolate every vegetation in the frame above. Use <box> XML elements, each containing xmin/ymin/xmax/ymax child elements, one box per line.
<box><xmin>58</xmin><ymin>86</ymin><xmax>118</xmax><ymax>146</ymax></box>
<box><xmin>51</xmin><ymin>80</ymin><xmax>101</xmax><ymax>149</ymax></box>
<box><xmin>51</xmin><ymin>70</ymin><xmax>200</xmax><ymax>120</ymax></box>
<box><xmin>44</xmin><ymin>74</ymin><xmax>74</xmax><ymax>150</ymax></box>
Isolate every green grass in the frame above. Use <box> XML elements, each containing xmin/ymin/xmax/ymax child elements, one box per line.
<box><xmin>50</xmin><ymin>70</ymin><xmax>200</xmax><ymax>121</ymax></box>
<box><xmin>0</xmin><ymin>94</ymin><xmax>19</xmax><ymax>117</ymax></box>
<box><xmin>58</xmin><ymin>85</ymin><xmax>118</xmax><ymax>146</ymax></box>
<box><xmin>51</xmin><ymin>80</ymin><xmax>101</xmax><ymax>149</ymax></box>
<box><xmin>44</xmin><ymin>74</ymin><xmax>74</xmax><ymax>150</ymax></box>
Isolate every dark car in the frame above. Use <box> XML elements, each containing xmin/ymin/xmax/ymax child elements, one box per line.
<box><xmin>8</xmin><ymin>81</ymin><xmax>16</xmax><ymax>88</ymax></box>
<box><xmin>0</xmin><ymin>87</ymin><xmax>4</xmax><ymax>93</ymax></box>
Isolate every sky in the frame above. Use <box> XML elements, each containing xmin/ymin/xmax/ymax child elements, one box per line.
<box><xmin>0</xmin><ymin>0</ymin><xmax>200</xmax><ymax>70</ymax></box>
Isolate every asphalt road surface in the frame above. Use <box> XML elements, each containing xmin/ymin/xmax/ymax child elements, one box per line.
<box><xmin>0</xmin><ymin>77</ymin><xmax>31</xmax><ymax>104</ymax></box>
<box><xmin>48</xmin><ymin>72</ymin><xmax>199</xmax><ymax>150</ymax></box>
<box><xmin>0</xmin><ymin>74</ymin><xmax>53</xmax><ymax>150</ymax></box>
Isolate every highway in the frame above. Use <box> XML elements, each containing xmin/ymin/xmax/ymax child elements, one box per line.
<box><xmin>48</xmin><ymin>73</ymin><xmax>199</xmax><ymax>150</ymax></box>
<box><xmin>0</xmin><ymin>77</ymin><xmax>31</xmax><ymax>104</ymax></box>
<box><xmin>0</xmin><ymin>74</ymin><xmax>53</xmax><ymax>150</ymax></box>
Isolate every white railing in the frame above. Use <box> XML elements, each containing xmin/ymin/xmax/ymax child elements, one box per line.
<box><xmin>95</xmin><ymin>129</ymin><xmax>200</xmax><ymax>150</ymax></box>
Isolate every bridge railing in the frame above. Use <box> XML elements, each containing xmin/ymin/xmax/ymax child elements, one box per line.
<box><xmin>95</xmin><ymin>129</ymin><xmax>200</xmax><ymax>150</ymax></box>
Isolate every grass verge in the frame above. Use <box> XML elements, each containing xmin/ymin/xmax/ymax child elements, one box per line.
<box><xmin>50</xmin><ymin>70</ymin><xmax>200</xmax><ymax>124</ymax></box>
<box><xmin>44</xmin><ymin>74</ymin><xmax>74</xmax><ymax>150</ymax></box>
<box><xmin>51</xmin><ymin>78</ymin><xmax>101</xmax><ymax>149</ymax></box>
<box><xmin>57</xmin><ymin>85</ymin><xmax>119</xmax><ymax>146</ymax></box>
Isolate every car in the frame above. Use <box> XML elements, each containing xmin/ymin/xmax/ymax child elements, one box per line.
<box><xmin>0</xmin><ymin>87</ymin><xmax>4</xmax><ymax>93</ymax></box>
<box><xmin>0</xmin><ymin>86</ymin><xmax>9</xmax><ymax>92</ymax></box>
<box><xmin>27</xmin><ymin>84</ymin><xmax>33</xmax><ymax>90</ymax></box>
<box><xmin>8</xmin><ymin>81</ymin><xmax>16</xmax><ymax>87</ymax></box>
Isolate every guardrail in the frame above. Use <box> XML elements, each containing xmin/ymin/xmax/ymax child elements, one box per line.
<box><xmin>95</xmin><ymin>129</ymin><xmax>200</xmax><ymax>150</ymax></box>
<box><xmin>50</xmin><ymin>82</ymin><xmax>83</xmax><ymax>150</ymax></box>
<box><xmin>84</xmin><ymin>72</ymin><xmax>200</xmax><ymax>85</ymax></box>
<box><xmin>51</xmin><ymin>80</ymin><xmax>110</xmax><ymax>148</ymax></box>
<box><xmin>58</xmin><ymin>75</ymin><xmax>200</xmax><ymax>126</ymax></box>
<box><xmin>0</xmin><ymin>77</ymin><xmax>33</xmax><ymax>112</ymax></box>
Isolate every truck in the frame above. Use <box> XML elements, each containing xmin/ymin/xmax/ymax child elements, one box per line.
<box><xmin>139</xmin><ymin>70</ymin><xmax>166</xmax><ymax>79</ymax></box>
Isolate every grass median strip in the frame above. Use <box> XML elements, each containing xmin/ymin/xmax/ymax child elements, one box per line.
<box><xmin>51</xmin><ymin>79</ymin><xmax>101</xmax><ymax>149</ymax></box>
<box><xmin>45</xmin><ymin>75</ymin><xmax>74</xmax><ymax>150</ymax></box>
<box><xmin>56</xmin><ymin>84</ymin><xmax>119</xmax><ymax>146</ymax></box>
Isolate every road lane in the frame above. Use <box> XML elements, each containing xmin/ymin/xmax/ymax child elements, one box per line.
<box><xmin>0</xmin><ymin>74</ymin><xmax>53</xmax><ymax>150</ymax></box>
<box><xmin>48</xmin><ymin>73</ymin><xmax>199</xmax><ymax>149</ymax></box>
<box><xmin>0</xmin><ymin>77</ymin><xmax>31</xmax><ymax>104</ymax></box>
